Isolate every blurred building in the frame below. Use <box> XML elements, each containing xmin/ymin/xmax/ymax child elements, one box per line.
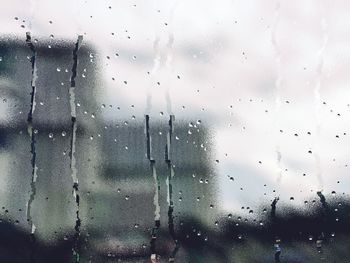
<box><xmin>0</xmin><ymin>37</ymin><xmax>217</xmax><ymax>263</ymax></box>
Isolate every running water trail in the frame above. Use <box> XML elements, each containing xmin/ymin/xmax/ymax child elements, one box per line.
<box><xmin>270</xmin><ymin>197</ymin><xmax>281</xmax><ymax>262</ymax></box>
<box><xmin>164</xmin><ymin>1</ymin><xmax>177</xmax><ymax>116</ymax></box>
<box><xmin>145</xmin><ymin>10</ymin><xmax>161</xmax><ymax>116</ymax></box>
<box><xmin>316</xmin><ymin>191</ymin><xmax>329</xmax><ymax>257</ymax></box>
<box><xmin>165</xmin><ymin>115</ymin><xmax>179</xmax><ymax>262</ymax></box>
<box><xmin>69</xmin><ymin>35</ymin><xmax>83</xmax><ymax>262</ymax></box>
<box><xmin>145</xmin><ymin>35</ymin><xmax>160</xmax><ymax>115</ymax></box>
<box><xmin>270</xmin><ymin>4</ymin><xmax>283</xmax><ymax>261</ymax></box>
<box><xmin>147</xmin><ymin>0</ymin><xmax>178</xmax><ymax>116</ymax></box>
<box><xmin>145</xmin><ymin>115</ymin><xmax>161</xmax><ymax>261</ymax></box>
<box><xmin>25</xmin><ymin>31</ymin><xmax>38</xmax><ymax>263</ymax></box>
<box><xmin>313</xmin><ymin>2</ymin><xmax>329</xmax><ymax>191</ymax></box>
<box><xmin>314</xmin><ymin>4</ymin><xmax>331</xmax><ymax>247</ymax></box>
<box><xmin>271</xmin><ymin>1</ymin><xmax>283</xmax><ymax>185</ymax></box>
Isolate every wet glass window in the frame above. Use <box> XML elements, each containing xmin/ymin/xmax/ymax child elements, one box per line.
<box><xmin>0</xmin><ymin>1</ymin><xmax>349</xmax><ymax>262</ymax></box>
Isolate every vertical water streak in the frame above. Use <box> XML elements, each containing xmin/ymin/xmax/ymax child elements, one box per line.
<box><xmin>69</xmin><ymin>35</ymin><xmax>83</xmax><ymax>263</ymax></box>
<box><xmin>316</xmin><ymin>191</ymin><xmax>330</xmax><ymax>257</ymax></box>
<box><xmin>275</xmin><ymin>146</ymin><xmax>282</xmax><ymax>183</ymax></box>
<box><xmin>145</xmin><ymin>33</ymin><xmax>160</xmax><ymax>116</ymax></box>
<box><xmin>271</xmin><ymin>197</ymin><xmax>281</xmax><ymax>262</ymax></box>
<box><xmin>164</xmin><ymin>3</ymin><xmax>177</xmax><ymax>116</ymax></box>
<box><xmin>145</xmin><ymin>115</ymin><xmax>161</xmax><ymax>261</ymax></box>
<box><xmin>313</xmin><ymin>3</ymin><xmax>329</xmax><ymax>190</ymax></box>
<box><xmin>25</xmin><ymin>31</ymin><xmax>38</xmax><ymax>263</ymax></box>
<box><xmin>271</xmin><ymin>1</ymin><xmax>281</xmax><ymax>113</ymax></box>
<box><xmin>271</xmin><ymin>10</ymin><xmax>283</xmax><ymax>261</ymax></box>
<box><xmin>271</xmin><ymin>2</ymin><xmax>283</xmax><ymax>185</ymax></box>
<box><xmin>165</xmin><ymin>115</ymin><xmax>179</xmax><ymax>262</ymax></box>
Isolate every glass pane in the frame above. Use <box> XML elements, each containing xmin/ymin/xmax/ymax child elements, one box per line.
<box><xmin>0</xmin><ymin>1</ymin><xmax>349</xmax><ymax>262</ymax></box>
